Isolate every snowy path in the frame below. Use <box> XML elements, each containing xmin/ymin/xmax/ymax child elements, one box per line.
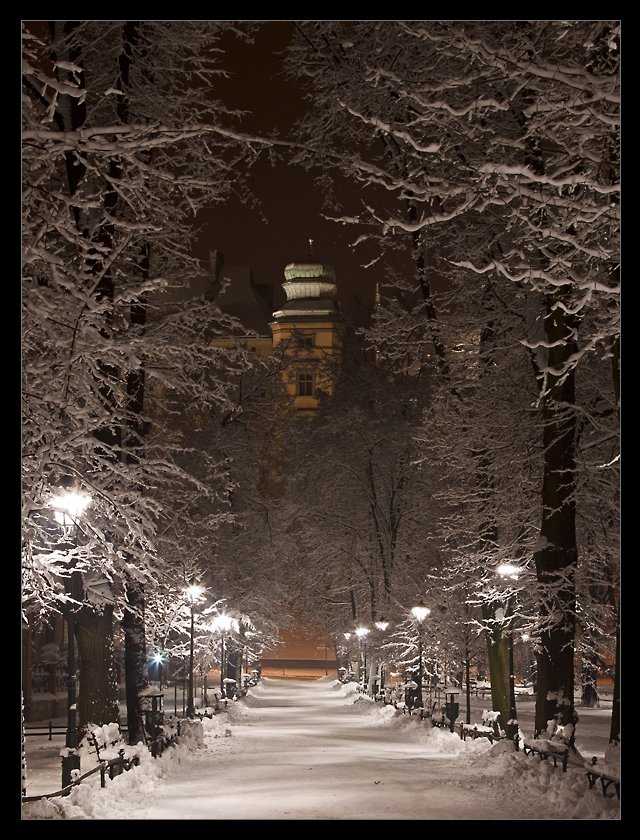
<box><xmin>141</xmin><ymin>678</ymin><xmax>509</xmax><ymax>821</ymax></box>
<box><xmin>22</xmin><ymin>677</ymin><xmax>621</xmax><ymax>820</ymax></box>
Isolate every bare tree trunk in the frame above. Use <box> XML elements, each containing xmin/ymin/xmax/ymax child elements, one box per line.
<box><xmin>482</xmin><ymin>603</ymin><xmax>510</xmax><ymax>728</ymax></box>
<box><xmin>533</xmin><ymin>292</ymin><xmax>578</xmax><ymax>738</ymax></box>
<box><xmin>123</xmin><ymin>578</ymin><xmax>148</xmax><ymax>744</ymax></box>
<box><xmin>609</xmin><ymin>331</ymin><xmax>620</xmax><ymax>747</ymax></box>
<box><xmin>75</xmin><ymin>603</ymin><xmax>120</xmax><ymax>736</ymax></box>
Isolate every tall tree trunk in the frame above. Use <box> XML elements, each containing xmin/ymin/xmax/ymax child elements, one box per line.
<box><xmin>609</xmin><ymin>329</ymin><xmax>620</xmax><ymax>746</ymax></box>
<box><xmin>481</xmin><ymin>602</ymin><xmax>510</xmax><ymax>728</ymax></box>
<box><xmin>123</xmin><ymin>577</ymin><xmax>148</xmax><ymax>744</ymax></box>
<box><xmin>117</xmin><ymin>25</ymin><xmax>153</xmax><ymax>740</ymax></box>
<box><xmin>75</xmin><ymin>603</ymin><xmax>120</xmax><ymax>736</ymax></box>
<box><xmin>580</xmin><ymin>630</ymin><xmax>600</xmax><ymax>708</ymax></box>
<box><xmin>533</xmin><ymin>291</ymin><xmax>579</xmax><ymax>738</ymax></box>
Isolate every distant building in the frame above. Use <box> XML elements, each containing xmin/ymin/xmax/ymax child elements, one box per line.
<box><xmin>204</xmin><ymin>249</ymin><xmax>275</xmax><ymax>359</ymax></box>
<box><xmin>206</xmin><ymin>242</ymin><xmax>343</xmax><ymax>417</ymax></box>
<box><xmin>270</xmin><ymin>249</ymin><xmax>342</xmax><ymax>416</ymax></box>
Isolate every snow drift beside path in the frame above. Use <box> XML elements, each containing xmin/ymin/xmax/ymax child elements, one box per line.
<box><xmin>22</xmin><ymin>678</ymin><xmax>620</xmax><ymax>821</ymax></box>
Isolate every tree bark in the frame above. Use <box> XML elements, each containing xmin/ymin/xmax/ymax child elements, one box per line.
<box><xmin>580</xmin><ymin>637</ymin><xmax>600</xmax><ymax>708</ymax></box>
<box><xmin>609</xmin><ymin>329</ymin><xmax>620</xmax><ymax>746</ymax></box>
<box><xmin>533</xmin><ymin>292</ymin><xmax>579</xmax><ymax>738</ymax></box>
<box><xmin>123</xmin><ymin>577</ymin><xmax>148</xmax><ymax>745</ymax></box>
<box><xmin>75</xmin><ymin>602</ymin><xmax>120</xmax><ymax>736</ymax></box>
<box><xmin>481</xmin><ymin>602</ymin><xmax>511</xmax><ymax>728</ymax></box>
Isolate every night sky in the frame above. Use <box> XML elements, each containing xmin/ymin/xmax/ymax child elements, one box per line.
<box><xmin>192</xmin><ymin>22</ymin><xmax>392</xmax><ymax>316</ymax></box>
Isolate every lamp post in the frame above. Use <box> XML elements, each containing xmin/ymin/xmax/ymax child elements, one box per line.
<box><xmin>184</xmin><ymin>582</ymin><xmax>203</xmax><ymax>718</ymax></box>
<box><xmin>411</xmin><ymin>600</ymin><xmax>430</xmax><ymax>708</ymax></box>
<box><xmin>152</xmin><ymin>651</ymin><xmax>166</xmax><ymax>690</ymax></box>
<box><xmin>213</xmin><ymin>614</ymin><xmax>233</xmax><ymax>697</ymax></box>
<box><xmin>343</xmin><ymin>633</ymin><xmax>352</xmax><ymax>680</ymax></box>
<box><xmin>374</xmin><ymin>619</ymin><xmax>389</xmax><ymax>694</ymax></box>
<box><xmin>52</xmin><ymin>490</ymin><xmax>91</xmax><ymax>790</ymax></box>
<box><xmin>355</xmin><ymin>627</ymin><xmax>369</xmax><ymax>688</ymax></box>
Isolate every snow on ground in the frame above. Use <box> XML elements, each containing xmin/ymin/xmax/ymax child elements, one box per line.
<box><xmin>22</xmin><ymin>677</ymin><xmax>620</xmax><ymax>821</ymax></box>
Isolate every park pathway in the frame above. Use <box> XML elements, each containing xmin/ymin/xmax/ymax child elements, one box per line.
<box><xmin>125</xmin><ymin>677</ymin><xmax>539</xmax><ymax>820</ymax></box>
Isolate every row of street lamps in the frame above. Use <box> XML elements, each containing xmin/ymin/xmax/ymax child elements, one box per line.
<box><xmin>344</xmin><ymin>569</ymin><xmax>522</xmax><ymax>722</ymax></box>
<box><xmin>342</xmin><ymin>601</ymin><xmax>431</xmax><ymax>701</ymax></box>
<box><xmin>183</xmin><ymin>582</ymin><xmax>241</xmax><ymax>717</ymax></box>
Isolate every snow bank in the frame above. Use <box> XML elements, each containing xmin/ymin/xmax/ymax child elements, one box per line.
<box><xmin>465</xmin><ymin>746</ymin><xmax>620</xmax><ymax>820</ymax></box>
<box><xmin>331</xmin><ymin>692</ymin><xmax>620</xmax><ymax>819</ymax></box>
<box><xmin>22</xmin><ymin>744</ymin><xmax>169</xmax><ymax>820</ymax></box>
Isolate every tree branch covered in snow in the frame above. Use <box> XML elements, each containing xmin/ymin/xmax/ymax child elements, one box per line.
<box><xmin>21</xmin><ymin>21</ymin><xmax>277</xmax><ymax>618</ymax></box>
<box><xmin>283</xmin><ymin>20</ymin><xmax>619</xmax><ymax>734</ymax></box>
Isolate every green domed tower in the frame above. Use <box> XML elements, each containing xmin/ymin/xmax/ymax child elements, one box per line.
<box><xmin>271</xmin><ymin>241</ymin><xmax>342</xmax><ymax>414</ymax></box>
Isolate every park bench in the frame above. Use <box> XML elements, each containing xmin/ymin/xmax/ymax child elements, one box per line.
<box><xmin>459</xmin><ymin>709</ymin><xmax>503</xmax><ymax>743</ymax></box>
<box><xmin>522</xmin><ymin>737</ymin><xmax>620</xmax><ymax>800</ymax></box>
<box><xmin>22</xmin><ymin>725</ymin><xmax>142</xmax><ymax>804</ymax></box>
<box><xmin>87</xmin><ymin>722</ymin><xmax>141</xmax><ymax>780</ymax></box>
<box><xmin>522</xmin><ymin>737</ymin><xmax>570</xmax><ymax>771</ymax></box>
<box><xmin>419</xmin><ymin>702</ymin><xmax>437</xmax><ymax>722</ymax></box>
<box><xmin>459</xmin><ymin>722</ymin><xmax>497</xmax><ymax>744</ymax></box>
<box><xmin>584</xmin><ymin>757</ymin><xmax>620</xmax><ymax>800</ymax></box>
<box><xmin>522</xmin><ymin>719</ymin><xmax>579</xmax><ymax>773</ymax></box>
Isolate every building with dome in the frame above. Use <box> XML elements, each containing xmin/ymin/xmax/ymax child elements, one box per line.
<box><xmin>270</xmin><ymin>245</ymin><xmax>343</xmax><ymax>416</ymax></box>
<box><xmin>207</xmin><ymin>242</ymin><xmax>344</xmax><ymax>417</ymax></box>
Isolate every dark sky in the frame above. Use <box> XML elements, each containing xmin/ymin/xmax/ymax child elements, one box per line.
<box><xmin>192</xmin><ymin>22</ymin><xmax>390</xmax><ymax>316</ymax></box>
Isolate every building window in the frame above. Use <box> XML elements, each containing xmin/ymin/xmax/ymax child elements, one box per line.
<box><xmin>297</xmin><ymin>372</ymin><xmax>314</xmax><ymax>396</ymax></box>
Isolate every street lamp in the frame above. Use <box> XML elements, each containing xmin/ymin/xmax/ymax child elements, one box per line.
<box><xmin>184</xmin><ymin>581</ymin><xmax>203</xmax><ymax>717</ymax></box>
<box><xmin>213</xmin><ymin>614</ymin><xmax>233</xmax><ymax>697</ymax></box>
<box><xmin>411</xmin><ymin>600</ymin><xmax>430</xmax><ymax>708</ymax></box>
<box><xmin>355</xmin><ymin>627</ymin><xmax>369</xmax><ymax>687</ymax></box>
<box><xmin>51</xmin><ymin>489</ymin><xmax>91</xmax><ymax>790</ymax></box>
<box><xmin>151</xmin><ymin>651</ymin><xmax>167</xmax><ymax>690</ymax></box>
<box><xmin>343</xmin><ymin>633</ymin><xmax>353</xmax><ymax>680</ymax></box>
<box><xmin>374</xmin><ymin>619</ymin><xmax>389</xmax><ymax>695</ymax></box>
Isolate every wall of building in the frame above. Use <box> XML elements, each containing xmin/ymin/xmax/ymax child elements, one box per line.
<box><xmin>260</xmin><ymin>628</ymin><xmax>338</xmax><ymax>679</ymax></box>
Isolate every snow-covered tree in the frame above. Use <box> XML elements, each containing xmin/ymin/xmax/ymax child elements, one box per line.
<box><xmin>22</xmin><ymin>20</ymin><xmax>275</xmax><ymax>735</ymax></box>
<box><xmin>283</xmin><ymin>21</ymin><xmax>620</xmax><ymax>738</ymax></box>
<box><xmin>277</xmin><ymin>324</ymin><xmax>448</xmax><ymax>641</ymax></box>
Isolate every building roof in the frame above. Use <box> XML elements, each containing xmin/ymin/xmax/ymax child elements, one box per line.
<box><xmin>208</xmin><ymin>266</ymin><xmax>274</xmax><ymax>337</ymax></box>
<box><xmin>273</xmin><ymin>254</ymin><xmax>340</xmax><ymax>322</ymax></box>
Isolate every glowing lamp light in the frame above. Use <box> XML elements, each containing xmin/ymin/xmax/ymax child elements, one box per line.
<box><xmin>51</xmin><ymin>491</ymin><xmax>91</xmax><ymax>529</ymax></box>
<box><xmin>214</xmin><ymin>614</ymin><xmax>234</xmax><ymax>632</ymax></box>
<box><xmin>412</xmin><ymin>601</ymin><xmax>430</xmax><ymax>622</ymax></box>
<box><xmin>184</xmin><ymin>583</ymin><xmax>203</xmax><ymax>603</ymax></box>
<box><xmin>497</xmin><ymin>564</ymin><xmax>520</xmax><ymax>580</ymax></box>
